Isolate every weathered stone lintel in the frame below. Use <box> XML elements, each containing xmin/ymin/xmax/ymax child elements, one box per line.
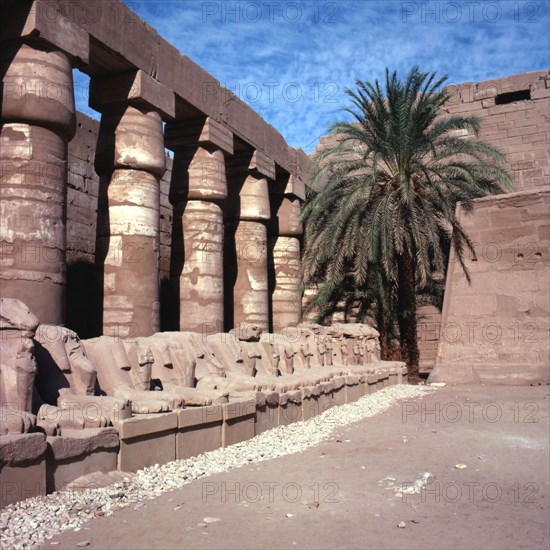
<box><xmin>285</xmin><ymin>174</ymin><xmax>306</xmax><ymax>201</ymax></box>
<box><xmin>249</xmin><ymin>150</ymin><xmax>276</xmax><ymax>180</ymax></box>
<box><xmin>165</xmin><ymin>117</ymin><xmax>234</xmax><ymax>155</ymax></box>
<box><xmin>90</xmin><ymin>70</ymin><xmax>175</xmax><ymax>119</ymax></box>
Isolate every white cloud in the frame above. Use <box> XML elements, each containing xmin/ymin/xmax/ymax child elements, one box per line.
<box><xmin>75</xmin><ymin>1</ymin><xmax>549</xmax><ymax>153</ymax></box>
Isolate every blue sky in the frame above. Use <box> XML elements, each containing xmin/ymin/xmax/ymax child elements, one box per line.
<box><xmin>74</xmin><ymin>0</ymin><xmax>550</xmax><ymax>152</ymax></box>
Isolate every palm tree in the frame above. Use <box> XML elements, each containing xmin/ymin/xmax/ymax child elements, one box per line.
<box><xmin>301</xmin><ymin>67</ymin><xmax>513</xmax><ymax>382</ymax></box>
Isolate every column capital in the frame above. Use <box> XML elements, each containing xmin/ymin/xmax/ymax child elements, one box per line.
<box><xmin>277</xmin><ymin>196</ymin><xmax>303</xmax><ymax>236</ymax></box>
<box><xmin>1</xmin><ymin>0</ymin><xmax>89</xmax><ymax>64</ymax></box>
<box><xmin>90</xmin><ymin>70</ymin><xmax>175</xmax><ymax>119</ymax></box>
<box><xmin>165</xmin><ymin>117</ymin><xmax>233</xmax><ymax>155</ymax></box>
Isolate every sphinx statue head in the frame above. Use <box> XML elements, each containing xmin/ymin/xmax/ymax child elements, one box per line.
<box><xmin>35</xmin><ymin>325</ymin><xmax>97</xmax><ymax>403</ymax></box>
<box><xmin>0</xmin><ymin>299</ymin><xmax>40</xmax><ymax>434</ymax></box>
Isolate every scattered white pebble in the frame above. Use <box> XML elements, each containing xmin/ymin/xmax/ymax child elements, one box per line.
<box><xmin>203</xmin><ymin>517</ymin><xmax>220</xmax><ymax>523</ymax></box>
<box><xmin>455</xmin><ymin>463</ymin><xmax>467</xmax><ymax>469</ymax></box>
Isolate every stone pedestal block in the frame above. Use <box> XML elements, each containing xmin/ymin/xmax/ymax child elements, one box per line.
<box><xmin>114</xmin><ymin>412</ymin><xmax>177</xmax><ymax>472</ymax></box>
<box><xmin>317</xmin><ymin>382</ymin><xmax>335</xmax><ymax>414</ymax></box>
<box><xmin>176</xmin><ymin>406</ymin><xmax>223</xmax><ymax>460</ymax></box>
<box><xmin>332</xmin><ymin>378</ymin><xmax>346</xmax><ymax>407</ymax></box>
<box><xmin>278</xmin><ymin>391</ymin><xmax>302</xmax><ymax>426</ymax></box>
<box><xmin>0</xmin><ymin>433</ymin><xmax>47</xmax><ymax>508</ymax></box>
<box><xmin>345</xmin><ymin>377</ymin><xmax>363</xmax><ymax>403</ymax></box>
<box><xmin>301</xmin><ymin>394</ymin><xmax>319</xmax><ymax>420</ymax></box>
<box><xmin>222</xmin><ymin>399</ymin><xmax>256</xmax><ymax>447</ymax></box>
<box><xmin>278</xmin><ymin>402</ymin><xmax>302</xmax><ymax>426</ymax></box>
<box><xmin>367</xmin><ymin>375</ymin><xmax>378</xmax><ymax>394</ymax></box>
<box><xmin>255</xmin><ymin>403</ymin><xmax>279</xmax><ymax>434</ymax></box>
<box><xmin>46</xmin><ymin>428</ymin><xmax>119</xmax><ymax>492</ymax></box>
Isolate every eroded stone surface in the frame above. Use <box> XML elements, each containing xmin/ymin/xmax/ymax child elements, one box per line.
<box><xmin>430</xmin><ymin>189</ymin><xmax>550</xmax><ymax>385</ymax></box>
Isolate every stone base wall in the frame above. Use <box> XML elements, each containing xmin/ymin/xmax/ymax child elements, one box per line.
<box><xmin>417</xmin><ymin>305</ymin><xmax>442</xmax><ymax>372</ymax></box>
<box><xmin>1</xmin><ymin>358</ymin><xmax>407</xmax><ymax>507</ymax></box>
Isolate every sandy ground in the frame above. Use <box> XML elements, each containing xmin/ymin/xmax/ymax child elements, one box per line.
<box><xmin>45</xmin><ymin>386</ymin><xmax>549</xmax><ymax>550</ymax></box>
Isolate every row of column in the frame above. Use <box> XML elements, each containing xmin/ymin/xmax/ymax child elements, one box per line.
<box><xmin>1</xmin><ymin>38</ymin><xmax>305</xmax><ymax>337</ymax></box>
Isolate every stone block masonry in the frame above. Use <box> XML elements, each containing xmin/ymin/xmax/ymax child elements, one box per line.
<box><xmin>429</xmin><ymin>188</ymin><xmax>550</xmax><ymax>385</ymax></box>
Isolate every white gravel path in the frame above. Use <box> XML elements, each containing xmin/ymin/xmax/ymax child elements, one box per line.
<box><xmin>1</xmin><ymin>385</ymin><xmax>434</xmax><ymax>548</ymax></box>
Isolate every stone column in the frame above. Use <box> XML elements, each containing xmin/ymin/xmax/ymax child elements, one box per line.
<box><xmin>91</xmin><ymin>71</ymin><xmax>175</xmax><ymax>337</ymax></box>
<box><xmin>165</xmin><ymin>118</ymin><xmax>234</xmax><ymax>333</ymax></box>
<box><xmin>226</xmin><ymin>151</ymin><xmax>275</xmax><ymax>332</ymax></box>
<box><xmin>0</xmin><ymin>12</ymin><xmax>88</xmax><ymax>325</ymax></box>
<box><xmin>271</xmin><ymin>175</ymin><xmax>305</xmax><ymax>331</ymax></box>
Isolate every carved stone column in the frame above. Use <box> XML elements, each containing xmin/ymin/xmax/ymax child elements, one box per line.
<box><xmin>92</xmin><ymin>71</ymin><xmax>175</xmax><ymax>337</ymax></box>
<box><xmin>271</xmin><ymin>175</ymin><xmax>305</xmax><ymax>331</ymax></box>
<box><xmin>0</xmin><ymin>12</ymin><xmax>87</xmax><ymax>324</ymax></box>
<box><xmin>165</xmin><ymin>118</ymin><xmax>233</xmax><ymax>333</ymax></box>
<box><xmin>226</xmin><ymin>151</ymin><xmax>275</xmax><ymax>332</ymax></box>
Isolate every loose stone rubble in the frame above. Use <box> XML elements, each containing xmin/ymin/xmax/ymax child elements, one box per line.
<box><xmin>0</xmin><ymin>385</ymin><xmax>433</xmax><ymax>548</ymax></box>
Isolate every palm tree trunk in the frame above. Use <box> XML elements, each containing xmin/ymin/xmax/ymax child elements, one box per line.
<box><xmin>397</xmin><ymin>251</ymin><xmax>420</xmax><ymax>382</ymax></box>
<box><xmin>379</xmin><ymin>331</ymin><xmax>391</xmax><ymax>361</ymax></box>
<box><xmin>375</xmin><ymin>297</ymin><xmax>393</xmax><ymax>361</ymax></box>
